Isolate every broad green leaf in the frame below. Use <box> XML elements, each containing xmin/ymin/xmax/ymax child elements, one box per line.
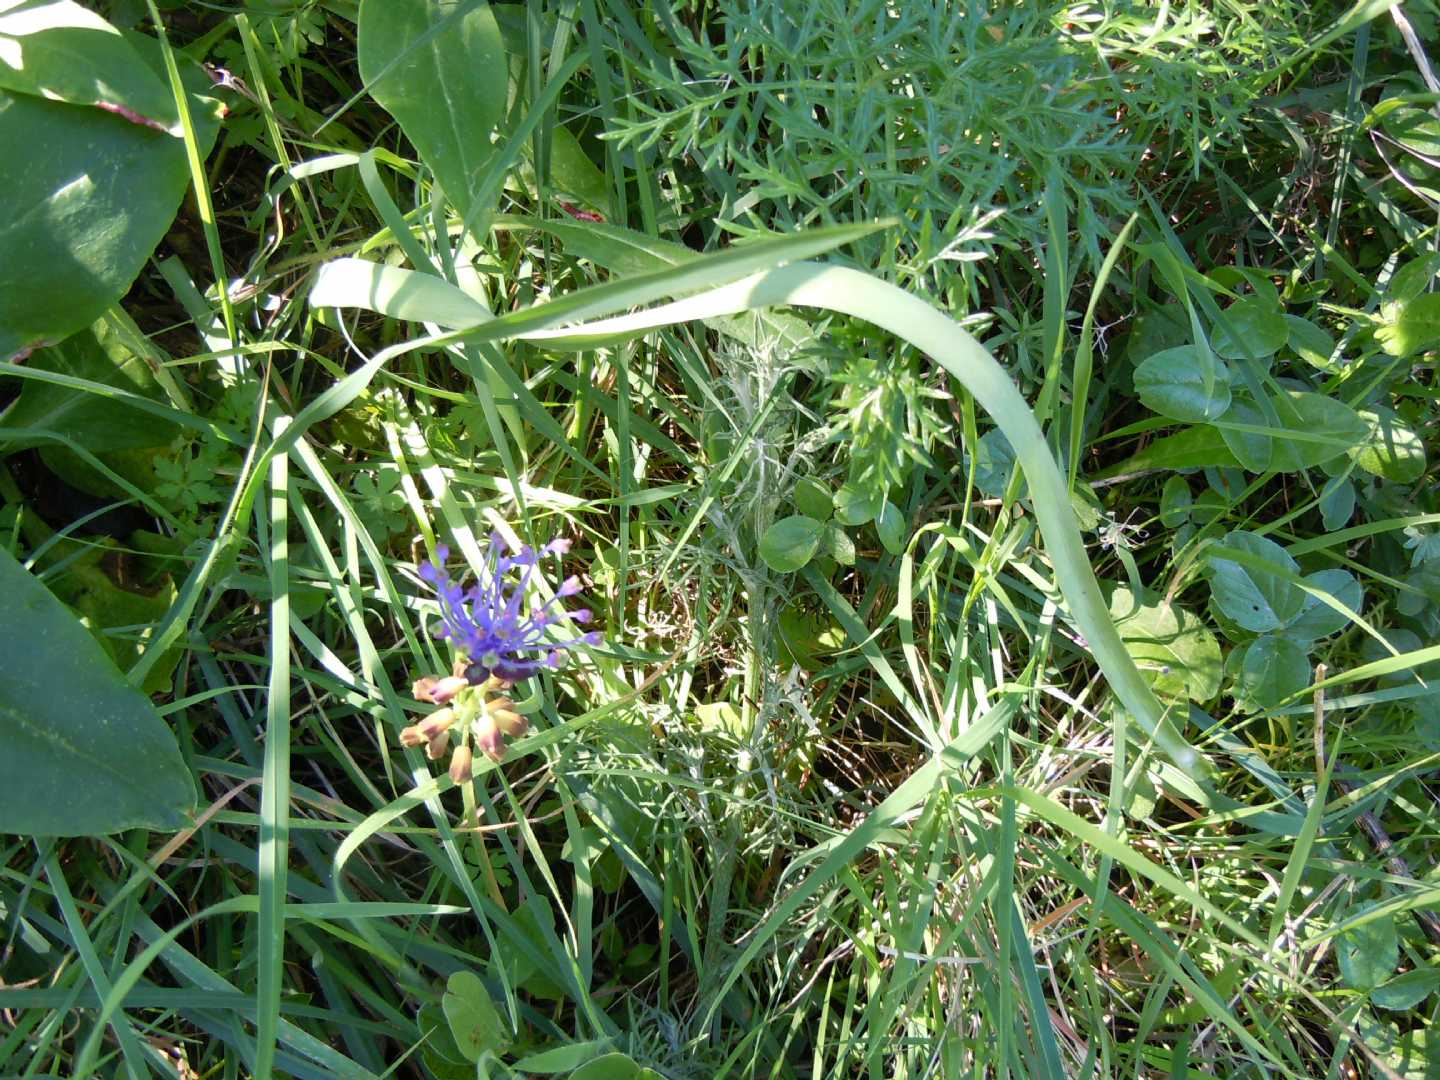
<box><xmin>1319</xmin><ymin>477</ymin><xmax>1355</xmax><ymax>531</ymax></box>
<box><xmin>1217</xmin><ymin>391</ymin><xmax>1368</xmax><ymax>473</ymax></box>
<box><xmin>1280</xmin><ymin>569</ymin><xmax>1362</xmax><ymax>642</ymax></box>
<box><xmin>1211</xmin><ymin>297</ymin><xmax>1288</xmax><ymax>360</ymax></box>
<box><xmin>1372</xmin><ymin>967</ymin><xmax>1440</xmax><ymax>1011</ymax></box>
<box><xmin>1337</xmin><ymin>912</ymin><xmax>1398</xmax><ymax>991</ymax></box>
<box><xmin>0</xmin><ymin>315</ymin><xmax>182</xmax><ymax>451</ymax></box>
<box><xmin>569</xmin><ymin>1052</ymin><xmax>652</xmax><ymax>1080</ymax></box>
<box><xmin>1377</xmin><ymin>293</ymin><xmax>1440</xmax><ymax>358</ymax></box>
<box><xmin>55</xmin><ymin>550</ymin><xmax>181</xmax><ymax>695</ymax></box>
<box><xmin>793</xmin><ymin>476</ymin><xmax>833</xmax><ymax>520</ymax></box>
<box><xmin>0</xmin><ymin>1</ymin><xmax>176</xmax><ymax>129</ymax></box>
<box><xmin>834</xmin><ymin>482</ymin><xmax>883</xmax><ymax>526</ymax></box>
<box><xmin>875</xmin><ymin>499</ymin><xmax>906</xmax><ymax>555</ymax></box>
<box><xmin>440</xmin><ymin>970</ymin><xmax>508</xmax><ymax>1062</ymax></box>
<box><xmin>1108</xmin><ymin>586</ymin><xmax>1222</xmax><ymax>703</ymax></box>
<box><xmin>1159</xmin><ymin>475</ymin><xmax>1191</xmax><ymax>528</ymax></box>
<box><xmin>1284</xmin><ymin>314</ymin><xmax>1337</xmax><ymax>370</ymax></box>
<box><xmin>1236</xmin><ymin>636</ymin><xmax>1310</xmax><ymax>709</ymax></box>
<box><xmin>969</xmin><ymin>428</ymin><xmax>1019</xmax><ymax>499</ymax></box>
<box><xmin>1382</xmin><ymin>103</ymin><xmax>1440</xmax><ymax>158</ymax></box>
<box><xmin>1100</xmin><ymin>424</ymin><xmax>1239</xmax><ymax>476</ymax></box>
<box><xmin>1347</xmin><ymin>407</ymin><xmax>1427</xmax><ymax>482</ymax></box>
<box><xmin>0</xmin><ymin>58</ymin><xmax>220</xmax><ymax>358</ymax></box>
<box><xmin>1354</xmin><ymin>1013</ymin><xmax>1434</xmax><ymax>1080</ymax></box>
<box><xmin>777</xmin><ymin>602</ymin><xmax>845</xmax><ymax>670</ymax></box>
<box><xmin>824</xmin><ymin>522</ymin><xmax>856</xmax><ymax>566</ymax></box>
<box><xmin>759</xmin><ymin>515</ymin><xmax>825</xmax><ymax>573</ymax></box>
<box><xmin>1386</xmin><ymin>252</ymin><xmax>1440</xmax><ymax>304</ymax></box>
<box><xmin>358</xmin><ymin>0</ymin><xmax>507</xmax><ymax>224</ymax></box>
<box><xmin>1134</xmin><ymin>345</ymin><xmax>1231</xmax><ymax>422</ymax></box>
<box><xmin>310</xmin><ymin>258</ymin><xmax>491</xmax><ymax>328</ymax></box>
<box><xmin>0</xmin><ymin>546</ymin><xmax>194</xmax><ymax>835</ymax></box>
<box><xmin>1207</xmin><ymin>531</ymin><xmax>1305</xmax><ymax>632</ymax></box>
<box><xmin>511</xmin><ymin>1040</ymin><xmax>618</xmax><ymax>1073</ymax></box>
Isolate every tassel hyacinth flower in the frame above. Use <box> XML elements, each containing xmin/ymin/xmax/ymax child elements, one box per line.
<box><xmin>400</xmin><ymin>537</ymin><xmax>600</xmax><ymax>769</ymax></box>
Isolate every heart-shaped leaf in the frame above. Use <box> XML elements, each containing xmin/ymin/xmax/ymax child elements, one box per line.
<box><xmin>0</xmin><ymin>546</ymin><xmax>194</xmax><ymax>835</ymax></box>
<box><xmin>1108</xmin><ymin>586</ymin><xmax>1222</xmax><ymax>703</ymax></box>
<box><xmin>1207</xmin><ymin>531</ymin><xmax>1305</xmax><ymax>633</ymax></box>
<box><xmin>1235</xmin><ymin>635</ymin><xmax>1310</xmax><ymax>710</ymax></box>
<box><xmin>440</xmin><ymin>970</ymin><xmax>508</xmax><ymax>1062</ymax></box>
<box><xmin>1134</xmin><ymin>345</ymin><xmax>1232</xmax><ymax>422</ymax></box>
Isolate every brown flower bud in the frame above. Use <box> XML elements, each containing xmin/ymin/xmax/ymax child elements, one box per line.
<box><xmin>490</xmin><ymin>708</ymin><xmax>528</xmax><ymax>739</ymax></box>
<box><xmin>399</xmin><ymin>724</ymin><xmax>427</xmax><ymax>748</ymax></box>
<box><xmin>425</xmin><ymin>730</ymin><xmax>451</xmax><ymax>761</ymax></box>
<box><xmin>411</xmin><ymin>676</ymin><xmax>440</xmax><ymax>702</ymax></box>
<box><xmin>448</xmin><ymin>744</ymin><xmax>473</xmax><ymax>785</ymax></box>
<box><xmin>416</xmin><ymin>708</ymin><xmax>456</xmax><ymax>741</ymax></box>
<box><xmin>472</xmin><ymin>711</ymin><xmax>506</xmax><ymax>762</ymax></box>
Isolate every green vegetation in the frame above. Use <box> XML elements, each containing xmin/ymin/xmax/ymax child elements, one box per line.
<box><xmin>2</xmin><ymin>0</ymin><xmax>1439</xmax><ymax>1076</ymax></box>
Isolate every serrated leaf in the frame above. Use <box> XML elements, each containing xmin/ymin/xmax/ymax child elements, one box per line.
<box><xmin>1211</xmin><ymin>297</ymin><xmax>1289</xmax><ymax>360</ymax></box>
<box><xmin>440</xmin><ymin>970</ymin><xmax>508</xmax><ymax>1062</ymax></box>
<box><xmin>1108</xmin><ymin>586</ymin><xmax>1222</xmax><ymax>702</ymax></box>
<box><xmin>1133</xmin><ymin>345</ymin><xmax>1232</xmax><ymax>422</ymax></box>
<box><xmin>759</xmin><ymin>515</ymin><xmax>825</xmax><ymax>573</ymax></box>
<box><xmin>0</xmin><ymin>546</ymin><xmax>194</xmax><ymax>835</ymax></box>
<box><xmin>1207</xmin><ymin>531</ymin><xmax>1305</xmax><ymax>632</ymax></box>
<box><xmin>358</xmin><ymin>0</ymin><xmax>507</xmax><ymax>224</ymax></box>
<box><xmin>1236</xmin><ymin>636</ymin><xmax>1310</xmax><ymax>709</ymax></box>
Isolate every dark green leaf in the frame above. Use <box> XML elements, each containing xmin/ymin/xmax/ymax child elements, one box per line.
<box><xmin>1134</xmin><ymin>345</ymin><xmax>1231</xmax><ymax>422</ymax></box>
<box><xmin>1207</xmin><ymin>531</ymin><xmax>1305</xmax><ymax>632</ymax></box>
<box><xmin>0</xmin><ymin>61</ymin><xmax>220</xmax><ymax>358</ymax></box>
<box><xmin>1211</xmin><ymin>297</ymin><xmax>1288</xmax><ymax>360</ymax></box>
<box><xmin>1236</xmin><ymin>636</ymin><xmax>1310</xmax><ymax>709</ymax></box>
<box><xmin>0</xmin><ymin>546</ymin><xmax>194</xmax><ymax>835</ymax></box>
<box><xmin>358</xmin><ymin>0</ymin><xmax>508</xmax><ymax>223</ymax></box>
<box><xmin>1337</xmin><ymin>912</ymin><xmax>1398</xmax><ymax>991</ymax></box>
<box><xmin>793</xmin><ymin>477</ymin><xmax>833</xmax><ymax>521</ymax></box>
<box><xmin>834</xmin><ymin>483</ymin><xmax>883</xmax><ymax>526</ymax></box>
<box><xmin>1347</xmin><ymin>407</ymin><xmax>1426</xmax><ymax>482</ymax></box>
<box><xmin>876</xmin><ymin>499</ymin><xmax>906</xmax><ymax>555</ymax></box>
<box><xmin>1373</xmin><ymin>967</ymin><xmax>1440</xmax><ymax>1012</ymax></box>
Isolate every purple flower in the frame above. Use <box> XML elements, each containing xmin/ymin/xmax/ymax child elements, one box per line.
<box><xmin>418</xmin><ymin>537</ymin><xmax>601</xmax><ymax>684</ymax></box>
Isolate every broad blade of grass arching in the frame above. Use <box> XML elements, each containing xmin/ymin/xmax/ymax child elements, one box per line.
<box><xmin>256</xmin><ymin>415</ymin><xmax>293</xmax><ymax>1078</ymax></box>
<box><xmin>513</xmin><ymin>261</ymin><xmax>1210</xmax><ymax>777</ymax></box>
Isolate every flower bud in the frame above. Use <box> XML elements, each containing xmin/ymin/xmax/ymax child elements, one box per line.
<box><xmin>428</xmin><ymin>676</ymin><xmax>469</xmax><ymax>704</ymax></box>
<box><xmin>416</xmin><ymin>708</ymin><xmax>456</xmax><ymax>741</ymax></box>
<box><xmin>425</xmin><ymin>730</ymin><xmax>451</xmax><ymax>761</ymax></box>
<box><xmin>399</xmin><ymin>724</ymin><xmax>427</xmax><ymax>748</ymax></box>
<box><xmin>490</xmin><ymin>707</ymin><xmax>528</xmax><ymax>739</ymax></box>
<box><xmin>472</xmin><ymin>710</ymin><xmax>506</xmax><ymax>762</ymax></box>
<box><xmin>411</xmin><ymin>676</ymin><xmax>439</xmax><ymax>702</ymax></box>
<box><xmin>448</xmin><ymin>744</ymin><xmax>473</xmax><ymax>785</ymax></box>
